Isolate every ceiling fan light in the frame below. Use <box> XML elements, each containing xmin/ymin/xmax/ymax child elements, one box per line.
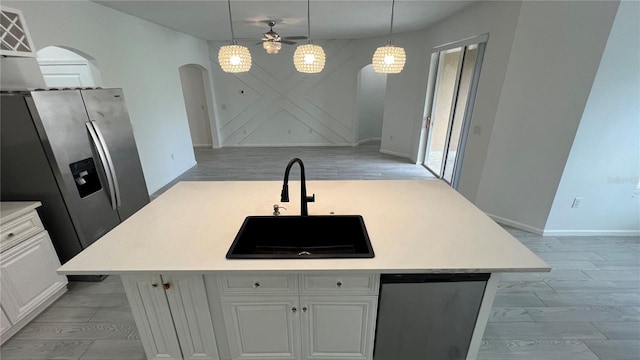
<box><xmin>263</xmin><ymin>41</ymin><xmax>282</xmax><ymax>54</ymax></box>
<box><xmin>372</xmin><ymin>45</ymin><xmax>406</xmax><ymax>74</ymax></box>
<box><xmin>219</xmin><ymin>44</ymin><xmax>252</xmax><ymax>73</ymax></box>
<box><xmin>294</xmin><ymin>44</ymin><xmax>325</xmax><ymax>73</ymax></box>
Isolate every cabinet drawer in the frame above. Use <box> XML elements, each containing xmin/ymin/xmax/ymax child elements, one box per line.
<box><xmin>0</xmin><ymin>210</ymin><xmax>44</xmax><ymax>253</ymax></box>
<box><xmin>300</xmin><ymin>274</ymin><xmax>379</xmax><ymax>295</ymax></box>
<box><xmin>218</xmin><ymin>274</ymin><xmax>298</xmax><ymax>295</ymax></box>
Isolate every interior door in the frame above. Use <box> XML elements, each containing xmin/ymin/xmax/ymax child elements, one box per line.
<box><xmin>81</xmin><ymin>89</ymin><xmax>150</xmax><ymax>221</ymax></box>
<box><xmin>422</xmin><ymin>41</ymin><xmax>485</xmax><ymax>188</ymax></box>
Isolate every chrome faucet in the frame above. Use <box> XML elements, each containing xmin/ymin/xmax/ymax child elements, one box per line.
<box><xmin>281</xmin><ymin>158</ymin><xmax>315</xmax><ymax>216</ymax></box>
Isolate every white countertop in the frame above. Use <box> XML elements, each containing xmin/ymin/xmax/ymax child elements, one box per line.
<box><xmin>1</xmin><ymin>201</ymin><xmax>42</xmax><ymax>224</ymax></box>
<box><xmin>58</xmin><ymin>180</ymin><xmax>549</xmax><ymax>275</ymax></box>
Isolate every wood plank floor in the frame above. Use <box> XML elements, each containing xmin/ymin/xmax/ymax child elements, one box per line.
<box><xmin>2</xmin><ymin>144</ymin><xmax>638</xmax><ymax>360</ymax></box>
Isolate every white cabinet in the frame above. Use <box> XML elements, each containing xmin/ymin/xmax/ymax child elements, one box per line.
<box><xmin>301</xmin><ymin>296</ymin><xmax>377</xmax><ymax>360</ymax></box>
<box><xmin>0</xmin><ymin>202</ymin><xmax>68</xmax><ymax>344</ymax></box>
<box><xmin>220</xmin><ymin>296</ymin><xmax>300</xmax><ymax>360</ymax></box>
<box><xmin>121</xmin><ymin>274</ymin><xmax>219</xmax><ymax>360</ymax></box>
<box><xmin>217</xmin><ymin>274</ymin><xmax>379</xmax><ymax>360</ymax></box>
<box><xmin>0</xmin><ymin>6</ymin><xmax>37</xmax><ymax>58</ymax></box>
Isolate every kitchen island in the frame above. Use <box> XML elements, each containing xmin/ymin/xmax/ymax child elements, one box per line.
<box><xmin>58</xmin><ymin>180</ymin><xmax>549</xmax><ymax>360</ymax></box>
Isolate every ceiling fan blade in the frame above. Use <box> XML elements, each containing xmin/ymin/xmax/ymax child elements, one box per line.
<box><xmin>281</xmin><ymin>40</ymin><xmax>297</xmax><ymax>45</ymax></box>
<box><xmin>284</xmin><ymin>36</ymin><xmax>308</xmax><ymax>40</ymax></box>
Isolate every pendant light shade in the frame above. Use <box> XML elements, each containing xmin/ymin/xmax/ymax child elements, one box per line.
<box><xmin>372</xmin><ymin>43</ymin><xmax>406</xmax><ymax>74</ymax></box>
<box><xmin>372</xmin><ymin>0</ymin><xmax>405</xmax><ymax>74</ymax></box>
<box><xmin>294</xmin><ymin>44</ymin><xmax>325</xmax><ymax>73</ymax></box>
<box><xmin>218</xmin><ymin>0</ymin><xmax>251</xmax><ymax>73</ymax></box>
<box><xmin>219</xmin><ymin>44</ymin><xmax>252</xmax><ymax>72</ymax></box>
<box><xmin>294</xmin><ymin>0</ymin><xmax>325</xmax><ymax>73</ymax></box>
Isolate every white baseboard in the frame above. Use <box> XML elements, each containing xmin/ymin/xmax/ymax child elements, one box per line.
<box><xmin>487</xmin><ymin>213</ymin><xmax>639</xmax><ymax>237</ymax></box>
<box><xmin>358</xmin><ymin>137</ymin><xmax>381</xmax><ymax>145</ymax></box>
<box><xmin>543</xmin><ymin>229</ymin><xmax>640</xmax><ymax>237</ymax></box>
<box><xmin>486</xmin><ymin>213</ymin><xmax>544</xmax><ymax>235</ymax></box>
<box><xmin>224</xmin><ymin>143</ymin><xmax>355</xmax><ymax>147</ymax></box>
<box><xmin>379</xmin><ymin>149</ymin><xmax>410</xmax><ymax>159</ymax></box>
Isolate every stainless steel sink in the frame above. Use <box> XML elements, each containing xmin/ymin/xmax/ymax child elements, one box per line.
<box><xmin>226</xmin><ymin>215</ymin><xmax>374</xmax><ymax>259</ymax></box>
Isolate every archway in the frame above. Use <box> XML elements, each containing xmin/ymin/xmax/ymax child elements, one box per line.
<box><xmin>178</xmin><ymin>64</ymin><xmax>217</xmax><ymax>149</ymax></box>
<box><xmin>355</xmin><ymin>64</ymin><xmax>387</xmax><ymax>146</ymax></box>
<box><xmin>36</xmin><ymin>46</ymin><xmax>103</xmax><ymax>87</ymax></box>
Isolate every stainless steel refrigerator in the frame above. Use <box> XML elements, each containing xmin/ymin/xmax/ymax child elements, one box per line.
<box><xmin>1</xmin><ymin>88</ymin><xmax>149</xmax><ymax>278</ymax></box>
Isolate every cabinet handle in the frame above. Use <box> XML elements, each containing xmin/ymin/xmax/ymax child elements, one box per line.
<box><xmin>7</xmin><ymin>233</ymin><xmax>15</xmax><ymax>237</ymax></box>
<box><xmin>163</xmin><ymin>283</ymin><xmax>171</xmax><ymax>290</ymax></box>
<box><xmin>151</xmin><ymin>283</ymin><xmax>159</xmax><ymax>288</ymax></box>
<box><xmin>253</xmin><ymin>282</ymin><xmax>260</xmax><ymax>288</ymax></box>
<box><xmin>336</xmin><ymin>281</ymin><xmax>343</xmax><ymax>288</ymax></box>
<box><xmin>302</xmin><ymin>306</ymin><xmax>307</xmax><ymax>312</ymax></box>
<box><xmin>292</xmin><ymin>307</ymin><xmax>297</xmax><ymax>313</ymax></box>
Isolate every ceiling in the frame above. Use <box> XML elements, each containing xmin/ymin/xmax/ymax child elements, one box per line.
<box><xmin>93</xmin><ymin>1</ymin><xmax>477</xmax><ymax>42</ymax></box>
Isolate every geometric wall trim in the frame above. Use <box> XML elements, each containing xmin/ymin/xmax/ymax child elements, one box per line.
<box><xmin>210</xmin><ymin>40</ymin><xmax>357</xmax><ymax>146</ymax></box>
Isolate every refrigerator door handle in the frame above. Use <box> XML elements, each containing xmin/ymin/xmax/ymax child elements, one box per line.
<box><xmin>90</xmin><ymin>121</ymin><xmax>122</xmax><ymax>208</ymax></box>
<box><xmin>86</xmin><ymin>122</ymin><xmax>117</xmax><ymax>210</ymax></box>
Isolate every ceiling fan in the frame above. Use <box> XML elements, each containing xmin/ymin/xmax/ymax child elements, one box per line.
<box><xmin>257</xmin><ymin>20</ymin><xmax>307</xmax><ymax>54</ymax></box>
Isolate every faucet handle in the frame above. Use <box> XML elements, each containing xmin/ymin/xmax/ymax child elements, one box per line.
<box><xmin>306</xmin><ymin>194</ymin><xmax>315</xmax><ymax>203</ymax></box>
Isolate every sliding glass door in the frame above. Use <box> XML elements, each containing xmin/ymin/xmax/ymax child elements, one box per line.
<box><xmin>423</xmin><ymin>40</ymin><xmax>485</xmax><ymax>188</ymax></box>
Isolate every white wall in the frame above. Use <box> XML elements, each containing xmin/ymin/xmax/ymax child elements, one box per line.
<box><xmin>2</xmin><ymin>0</ymin><xmax>215</xmax><ymax>194</ymax></box>
<box><xmin>354</xmin><ymin>1</ymin><xmax>523</xmax><ymax>193</ymax></box>
<box><xmin>209</xmin><ymin>40</ymin><xmax>358</xmax><ymax>146</ymax></box>
<box><xmin>179</xmin><ymin>65</ymin><xmax>214</xmax><ymax>147</ymax></box>
<box><xmin>356</xmin><ymin>65</ymin><xmax>386</xmax><ymax>143</ymax></box>
<box><xmin>474</xmin><ymin>1</ymin><xmax>619</xmax><ymax>232</ymax></box>
<box><xmin>545</xmin><ymin>1</ymin><xmax>640</xmax><ymax>236</ymax></box>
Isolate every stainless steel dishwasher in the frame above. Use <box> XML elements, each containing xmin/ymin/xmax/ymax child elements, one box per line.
<box><xmin>373</xmin><ymin>273</ymin><xmax>490</xmax><ymax>360</ymax></box>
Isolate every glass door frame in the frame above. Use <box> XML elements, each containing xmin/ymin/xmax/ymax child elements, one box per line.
<box><xmin>421</xmin><ymin>34</ymin><xmax>488</xmax><ymax>189</ymax></box>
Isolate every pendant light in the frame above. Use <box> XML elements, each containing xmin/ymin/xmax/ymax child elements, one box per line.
<box><xmin>293</xmin><ymin>0</ymin><xmax>325</xmax><ymax>73</ymax></box>
<box><xmin>218</xmin><ymin>0</ymin><xmax>251</xmax><ymax>73</ymax></box>
<box><xmin>372</xmin><ymin>0</ymin><xmax>406</xmax><ymax>74</ymax></box>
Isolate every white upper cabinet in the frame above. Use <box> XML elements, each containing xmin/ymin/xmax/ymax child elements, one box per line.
<box><xmin>0</xmin><ymin>6</ymin><xmax>36</xmax><ymax>58</ymax></box>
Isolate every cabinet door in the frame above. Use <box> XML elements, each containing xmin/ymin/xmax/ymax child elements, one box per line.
<box><xmin>300</xmin><ymin>296</ymin><xmax>377</xmax><ymax>360</ymax></box>
<box><xmin>121</xmin><ymin>275</ymin><xmax>182</xmax><ymax>360</ymax></box>
<box><xmin>0</xmin><ymin>307</ymin><xmax>11</xmax><ymax>336</ymax></box>
<box><xmin>220</xmin><ymin>296</ymin><xmax>300</xmax><ymax>360</ymax></box>
<box><xmin>0</xmin><ymin>231</ymin><xmax>67</xmax><ymax>323</ymax></box>
<box><xmin>163</xmin><ymin>274</ymin><xmax>219</xmax><ymax>360</ymax></box>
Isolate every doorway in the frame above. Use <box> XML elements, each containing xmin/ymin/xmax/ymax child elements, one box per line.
<box><xmin>356</xmin><ymin>64</ymin><xmax>387</xmax><ymax>145</ymax></box>
<box><xmin>421</xmin><ymin>38</ymin><xmax>486</xmax><ymax>188</ymax></box>
<box><xmin>178</xmin><ymin>64</ymin><xmax>216</xmax><ymax>148</ymax></box>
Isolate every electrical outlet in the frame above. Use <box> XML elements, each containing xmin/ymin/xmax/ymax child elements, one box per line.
<box><xmin>571</xmin><ymin>197</ymin><xmax>582</xmax><ymax>208</ymax></box>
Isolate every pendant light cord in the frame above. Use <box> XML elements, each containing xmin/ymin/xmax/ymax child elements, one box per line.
<box><xmin>227</xmin><ymin>0</ymin><xmax>236</xmax><ymax>44</ymax></box>
<box><xmin>307</xmin><ymin>0</ymin><xmax>312</xmax><ymax>44</ymax></box>
<box><xmin>388</xmin><ymin>0</ymin><xmax>396</xmax><ymax>44</ymax></box>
